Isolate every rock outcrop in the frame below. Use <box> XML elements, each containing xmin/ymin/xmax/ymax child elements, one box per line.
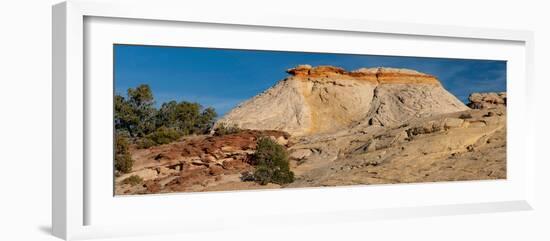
<box><xmin>286</xmin><ymin>106</ymin><xmax>506</xmax><ymax>187</ymax></box>
<box><xmin>115</xmin><ymin>130</ymin><xmax>289</xmax><ymax>194</ymax></box>
<box><xmin>216</xmin><ymin>65</ymin><xmax>468</xmax><ymax>136</ymax></box>
<box><xmin>467</xmin><ymin>92</ymin><xmax>506</xmax><ymax>109</ymax></box>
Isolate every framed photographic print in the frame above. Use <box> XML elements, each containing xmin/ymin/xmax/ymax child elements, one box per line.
<box><xmin>52</xmin><ymin>0</ymin><xmax>535</xmax><ymax>240</ymax></box>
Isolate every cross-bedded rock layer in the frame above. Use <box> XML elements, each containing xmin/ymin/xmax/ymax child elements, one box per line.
<box><xmin>216</xmin><ymin>65</ymin><xmax>468</xmax><ymax>135</ymax></box>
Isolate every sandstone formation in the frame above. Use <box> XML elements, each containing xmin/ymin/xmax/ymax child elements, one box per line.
<box><xmin>467</xmin><ymin>92</ymin><xmax>506</xmax><ymax>109</ymax></box>
<box><xmin>215</xmin><ymin>65</ymin><xmax>468</xmax><ymax>136</ymax></box>
<box><xmin>116</xmin><ymin>65</ymin><xmax>506</xmax><ymax>194</ymax></box>
<box><xmin>286</xmin><ymin>107</ymin><xmax>506</xmax><ymax>187</ymax></box>
<box><xmin>115</xmin><ymin>130</ymin><xmax>289</xmax><ymax>194</ymax></box>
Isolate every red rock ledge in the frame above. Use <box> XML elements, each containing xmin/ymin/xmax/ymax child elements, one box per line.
<box><xmin>287</xmin><ymin>65</ymin><xmax>441</xmax><ymax>85</ymax></box>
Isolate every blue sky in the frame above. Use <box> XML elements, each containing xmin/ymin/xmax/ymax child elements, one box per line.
<box><xmin>114</xmin><ymin>44</ymin><xmax>506</xmax><ymax>116</ymax></box>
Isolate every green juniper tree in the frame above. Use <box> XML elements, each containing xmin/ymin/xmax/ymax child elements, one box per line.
<box><xmin>251</xmin><ymin>137</ymin><xmax>295</xmax><ymax>185</ymax></box>
<box><xmin>114</xmin><ymin>84</ymin><xmax>218</xmax><ymax>148</ymax></box>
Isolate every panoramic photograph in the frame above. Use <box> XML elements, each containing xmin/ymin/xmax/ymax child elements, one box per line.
<box><xmin>113</xmin><ymin>44</ymin><xmax>507</xmax><ymax>195</ymax></box>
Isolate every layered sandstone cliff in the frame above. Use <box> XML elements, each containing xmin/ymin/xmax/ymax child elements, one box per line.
<box><xmin>216</xmin><ymin>65</ymin><xmax>468</xmax><ymax>135</ymax></box>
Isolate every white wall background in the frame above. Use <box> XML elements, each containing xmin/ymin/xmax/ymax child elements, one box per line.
<box><xmin>0</xmin><ymin>0</ymin><xmax>548</xmax><ymax>240</ymax></box>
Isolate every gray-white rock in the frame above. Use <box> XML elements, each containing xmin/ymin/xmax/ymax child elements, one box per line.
<box><xmin>290</xmin><ymin>149</ymin><xmax>313</xmax><ymax>160</ymax></box>
<box><xmin>215</xmin><ymin>65</ymin><xmax>468</xmax><ymax>136</ymax></box>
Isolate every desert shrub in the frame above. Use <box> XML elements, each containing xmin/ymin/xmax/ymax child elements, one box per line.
<box><xmin>214</xmin><ymin>123</ymin><xmax>242</xmax><ymax>136</ymax></box>
<box><xmin>122</xmin><ymin>175</ymin><xmax>143</xmax><ymax>186</ymax></box>
<box><xmin>240</xmin><ymin>171</ymin><xmax>256</xmax><ymax>182</ymax></box>
<box><xmin>148</xmin><ymin>126</ymin><xmax>182</xmax><ymax>144</ymax></box>
<box><xmin>115</xmin><ymin>135</ymin><xmax>134</xmax><ymax>173</ymax></box>
<box><xmin>137</xmin><ymin>126</ymin><xmax>182</xmax><ymax>148</ymax></box>
<box><xmin>459</xmin><ymin>113</ymin><xmax>473</xmax><ymax>119</ymax></box>
<box><xmin>136</xmin><ymin>137</ymin><xmax>157</xmax><ymax>149</ymax></box>
<box><xmin>406</xmin><ymin>124</ymin><xmax>442</xmax><ymax>137</ymax></box>
<box><xmin>250</xmin><ymin>137</ymin><xmax>294</xmax><ymax>185</ymax></box>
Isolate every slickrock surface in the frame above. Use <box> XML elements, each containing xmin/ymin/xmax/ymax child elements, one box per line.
<box><xmin>286</xmin><ymin>107</ymin><xmax>506</xmax><ymax>187</ymax></box>
<box><xmin>216</xmin><ymin>65</ymin><xmax>468</xmax><ymax>135</ymax></box>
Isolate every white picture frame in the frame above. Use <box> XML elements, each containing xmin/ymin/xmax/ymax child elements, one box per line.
<box><xmin>52</xmin><ymin>0</ymin><xmax>535</xmax><ymax>240</ymax></box>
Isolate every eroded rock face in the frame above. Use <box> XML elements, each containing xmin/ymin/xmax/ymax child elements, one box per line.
<box><xmin>467</xmin><ymin>92</ymin><xmax>506</xmax><ymax>109</ymax></box>
<box><xmin>287</xmin><ymin>107</ymin><xmax>506</xmax><ymax>187</ymax></box>
<box><xmin>216</xmin><ymin>65</ymin><xmax>468</xmax><ymax>135</ymax></box>
<box><xmin>286</xmin><ymin>65</ymin><xmax>441</xmax><ymax>85</ymax></box>
<box><xmin>114</xmin><ymin>130</ymin><xmax>289</xmax><ymax>195</ymax></box>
